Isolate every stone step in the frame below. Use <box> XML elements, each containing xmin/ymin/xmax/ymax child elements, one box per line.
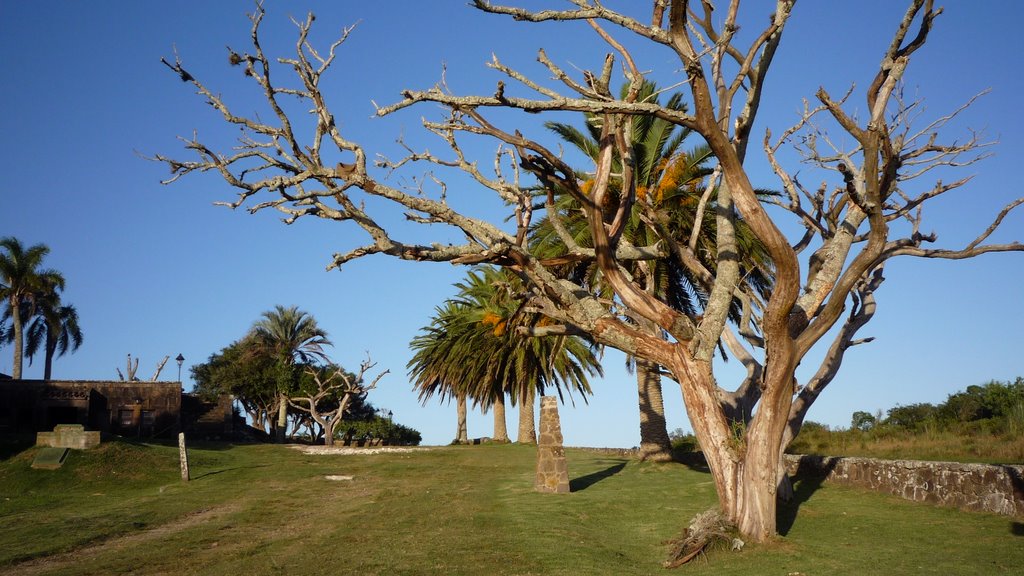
<box><xmin>32</xmin><ymin>447</ymin><xmax>69</xmax><ymax>470</ymax></box>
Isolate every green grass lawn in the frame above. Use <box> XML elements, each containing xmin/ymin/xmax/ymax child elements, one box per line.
<box><xmin>1</xmin><ymin>438</ymin><xmax>1021</xmax><ymax>575</ymax></box>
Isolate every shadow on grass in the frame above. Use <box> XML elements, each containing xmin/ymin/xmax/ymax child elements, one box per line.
<box><xmin>777</xmin><ymin>456</ymin><xmax>839</xmax><ymax>536</ymax></box>
<box><xmin>0</xmin><ymin>433</ymin><xmax>36</xmax><ymax>461</ymax></box>
<box><xmin>191</xmin><ymin>463</ymin><xmax>272</xmax><ymax>481</ymax></box>
<box><xmin>1002</xmin><ymin>465</ymin><xmax>1024</xmax><ymax>536</ymax></box>
<box><xmin>93</xmin><ymin>435</ymin><xmax>245</xmax><ymax>453</ymax></box>
<box><xmin>570</xmin><ymin>462</ymin><xmax>627</xmax><ymax>492</ymax></box>
<box><xmin>673</xmin><ymin>451</ymin><xmax>711</xmax><ymax>473</ymax></box>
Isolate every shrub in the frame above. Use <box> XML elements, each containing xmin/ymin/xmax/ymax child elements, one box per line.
<box><xmin>885</xmin><ymin>403</ymin><xmax>938</xmax><ymax>430</ymax></box>
<box><xmin>337</xmin><ymin>418</ymin><xmax>422</xmax><ymax>446</ymax></box>
<box><xmin>670</xmin><ymin>433</ymin><xmax>700</xmax><ymax>453</ymax></box>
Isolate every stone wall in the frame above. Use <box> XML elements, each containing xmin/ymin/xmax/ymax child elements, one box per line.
<box><xmin>181</xmin><ymin>393</ymin><xmax>234</xmax><ymax>438</ymax></box>
<box><xmin>785</xmin><ymin>454</ymin><xmax>1024</xmax><ymax>517</ymax></box>
<box><xmin>0</xmin><ymin>380</ymin><xmax>181</xmax><ymax>437</ymax></box>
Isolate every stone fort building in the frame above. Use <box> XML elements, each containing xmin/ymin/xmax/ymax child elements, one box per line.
<box><xmin>0</xmin><ymin>378</ymin><xmax>233</xmax><ymax>438</ymax></box>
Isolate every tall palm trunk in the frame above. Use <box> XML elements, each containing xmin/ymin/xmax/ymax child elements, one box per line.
<box><xmin>636</xmin><ymin>358</ymin><xmax>673</xmax><ymax>462</ymax></box>
<box><xmin>43</xmin><ymin>334</ymin><xmax>57</xmax><ymax>380</ymax></box>
<box><xmin>11</xmin><ymin>308</ymin><xmax>24</xmax><ymax>379</ymax></box>
<box><xmin>492</xmin><ymin>392</ymin><xmax>509</xmax><ymax>442</ymax></box>
<box><xmin>517</xmin><ymin>386</ymin><xmax>536</xmax><ymax>444</ymax></box>
<box><xmin>454</xmin><ymin>394</ymin><xmax>469</xmax><ymax>444</ymax></box>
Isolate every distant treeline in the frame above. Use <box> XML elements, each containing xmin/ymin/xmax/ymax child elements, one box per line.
<box><xmin>669</xmin><ymin>378</ymin><xmax>1024</xmax><ymax>463</ymax></box>
<box><xmin>787</xmin><ymin>378</ymin><xmax>1024</xmax><ymax>463</ymax></box>
<box><xmin>842</xmin><ymin>377</ymin><xmax>1024</xmax><ymax>435</ymax></box>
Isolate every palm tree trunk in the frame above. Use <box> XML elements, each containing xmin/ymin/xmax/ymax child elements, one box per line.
<box><xmin>454</xmin><ymin>394</ymin><xmax>469</xmax><ymax>444</ymax></box>
<box><xmin>517</xmin><ymin>386</ymin><xmax>536</xmax><ymax>444</ymax></box>
<box><xmin>636</xmin><ymin>358</ymin><xmax>674</xmax><ymax>462</ymax></box>
<box><xmin>43</xmin><ymin>334</ymin><xmax>57</xmax><ymax>380</ymax></box>
<box><xmin>11</xmin><ymin>302</ymin><xmax>24</xmax><ymax>379</ymax></box>
<box><xmin>492</xmin><ymin>392</ymin><xmax>509</xmax><ymax>442</ymax></box>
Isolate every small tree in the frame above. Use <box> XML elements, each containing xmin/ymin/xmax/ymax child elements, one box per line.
<box><xmin>886</xmin><ymin>403</ymin><xmax>938</xmax><ymax>430</ymax></box>
<box><xmin>850</xmin><ymin>411</ymin><xmax>877</xmax><ymax>432</ymax></box>
<box><xmin>288</xmin><ymin>357</ymin><xmax>388</xmax><ymax>446</ymax></box>
<box><xmin>249</xmin><ymin>305</ymin><xmax>331</xmax><ymax>442</ymax></box>
<box><xmin>192</xmin><ymin>336</ymin><xmax>281</xmax><ymax>435</ymax></box>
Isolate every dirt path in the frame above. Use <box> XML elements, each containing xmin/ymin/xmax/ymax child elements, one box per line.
<box><xmin>291</xmin><ymin>445</ymin><xmax>435</xmax><ymax>455</ymax></box>
<box><xmin>5</xmin><ymin>504</ymin><xmax>239</xmax><ymax>576</ymax></box>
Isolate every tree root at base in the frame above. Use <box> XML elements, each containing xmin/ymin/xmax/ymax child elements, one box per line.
<box><xmin>663</xmin><ymin>508</ymin><xmax>744</xmax><ymax>568</ymax></box>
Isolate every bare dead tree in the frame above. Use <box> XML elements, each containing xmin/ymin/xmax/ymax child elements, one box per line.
<box><xmin>155</xmin><ymin>1</ymin><xmax>1022</xmax><ymax>543</ymax></box>
<box><xmin>151</xmin><ymin>355</ymin><xmax>170</xmax><ymax>381</ymax></box>
<box><xmin>115</xmin><ymin>353</ymin><xmax>139</xmax><ymax>381</ymax></box>
<box><xmin>116</xmin><ymin>353</ymin><xmax>171</xmax><ymax>381</ymax></box>
<box><xmin>287</xmin><ymin>357</ymin><xmax>388</xmax><ymax>446</ymax></box>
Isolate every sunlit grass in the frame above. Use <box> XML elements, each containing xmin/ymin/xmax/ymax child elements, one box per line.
<box><xmin>1</xmin><ymin>439</ymin><xmax>1021</xmax><ymax>575</ymax></box>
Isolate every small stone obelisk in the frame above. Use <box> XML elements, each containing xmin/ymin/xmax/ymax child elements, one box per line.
<box><xmin>534</xmin><ymin>396</ymin><xmax>570</xmax><ymax>493</ymax></box>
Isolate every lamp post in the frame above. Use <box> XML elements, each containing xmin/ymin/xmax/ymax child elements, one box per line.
<box><xmin>175</xmin><ymin>353</ymin><xmax>185</xmax><ymax>383</ymax></box>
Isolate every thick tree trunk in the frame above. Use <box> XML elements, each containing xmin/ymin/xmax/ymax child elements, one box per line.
<box><xmin>667</xmin><ymin>352</ymin><xmax>792</xmax><ymax>543</ymax></box>
<box><xmin>454</xmin><ymin>394</ymin><xmax>469</xmax><ymax>444</ymax></box>
<box><xmin>635</xmin><ymin>358</ymin><xmax>673</xmax><ymax>462</ymax></box>
<box><xmin>517</xmin><ymin>386</ymin><xmax>536</xmax><ymax>444</ymax></box>
<box><xmin>492</xmin><ymin>392</ymin><xmax>509</xmax><ymax>443</ymax></box>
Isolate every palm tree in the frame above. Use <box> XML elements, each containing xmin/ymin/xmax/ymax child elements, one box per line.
<box><xmin>408</xmin><ymin>300</ymin><xmax>475</xmax><ymax>443</ymax></box>
<box><xmin>408</xmin><ymin>266</ymin><xmax>602</xmax><ymax>444</ymax></box>
<box><xmin>0</xmin><ymin>237</ymin><xmax>66</xmax><ymax>379</ymax></box>
<box><xmin>249</xmin><ymin>305</ymin><xmax>332</xmax><ymax>442</ymax></box>
<box><xmin>23</xmin><ymin>292</ymin><xmax>83</xmax><ymax>380</ymax></box>
<box><xmin>532</xmin><ymin>81</ymin><xmax>773</xmax><ymax>460</ymax></box>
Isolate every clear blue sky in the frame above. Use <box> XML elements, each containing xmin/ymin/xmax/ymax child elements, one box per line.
<box><xmin>1</xmin><ymin>1</ymin><xmax>1021</xmax><ymax>447</ymax></box>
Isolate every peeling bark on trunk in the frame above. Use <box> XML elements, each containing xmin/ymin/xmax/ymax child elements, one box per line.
<box><xmin>492</xmin><ymin>393</ymin><xmax>509</xmax><ymax>443</ymax></box>
<box><xmin>517</xmin><ymin>386</ymin><xmax>537</xmax><ymax>445</ymax></box>
<box><xmin>636</xmin><ymin>358</ymin><xmax>673</xmax><ymax>462</ymax></box>
<box><xmin>667</xmin><ymin>352</ymin><xmax>792</xmax><ymax>543</ymax></box>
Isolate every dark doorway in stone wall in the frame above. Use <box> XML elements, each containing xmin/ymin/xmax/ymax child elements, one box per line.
<box><xmin>46</xmin><ymin>406</ymin><xmax>81</xmax><ymax>429</ymax></box>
